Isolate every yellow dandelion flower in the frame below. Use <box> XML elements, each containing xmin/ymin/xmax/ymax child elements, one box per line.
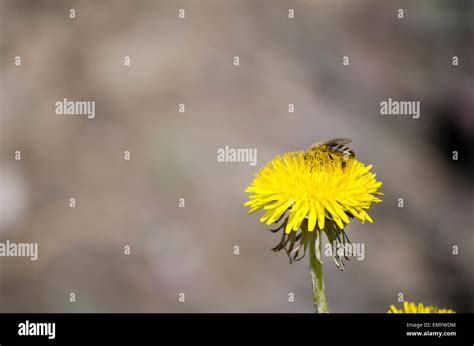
<box><xmin>245</xmin><ymin>149</ymin><xmax>382</xmax><ymax>233</ymax></box>
<box><xmin>245</xmin><ymin>146</ymin><xmax>382</xmax><ymax>269</ymax></box>
<box><xmin>244</xmin><ymin>140</ymin><xmax>383</xmax><ymax>313</ymax></box>
<box><xmin>388</xmin><ymin>301</ymin><xmax>455</xmax><ymax>313</ymax></box>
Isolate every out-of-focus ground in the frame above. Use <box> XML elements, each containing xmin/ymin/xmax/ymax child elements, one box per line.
<box><xmin>0</xmin><ymin>0</ymin><xmax>473</xmax><ymax>312</ymax></box>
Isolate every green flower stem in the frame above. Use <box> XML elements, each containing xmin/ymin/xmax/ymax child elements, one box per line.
<box><xmin>309</xmin><ymin>230</ymin><xmax>328</xmax><ymax>313</ymax></box>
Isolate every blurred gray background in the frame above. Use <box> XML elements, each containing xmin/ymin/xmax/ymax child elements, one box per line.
<box><xmin>0</xmin><ymin>0</ymin><xmax>473</xmax><ymax>312</ymax></box>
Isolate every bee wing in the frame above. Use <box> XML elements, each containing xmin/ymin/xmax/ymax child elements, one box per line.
<box><xmin>324</xmin><ymin>138</ymin><xmax>352</xmax><ymax>146</ymax></box>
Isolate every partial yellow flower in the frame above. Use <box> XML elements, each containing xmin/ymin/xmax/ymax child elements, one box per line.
<box><xmin>388</xmin><ymin>301</ymin><xmax>455</xmax><ymax>313</ymax></box>
<box><xmin>245</xmin><ymin>149</ymin><xmax>382</xmax><ymax>234</ymax></box>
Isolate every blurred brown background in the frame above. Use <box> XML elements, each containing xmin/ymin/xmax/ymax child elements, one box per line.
<box><xmin>0</xmin><ymin>0</ymin><xmax>473</xmax><ymax>312</ymax></box>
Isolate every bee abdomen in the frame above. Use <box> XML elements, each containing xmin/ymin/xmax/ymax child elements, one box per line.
<box><xmin>327</xmin><ymin>144</ymin><xmax>355</xmax><ymax>158</ymax></box>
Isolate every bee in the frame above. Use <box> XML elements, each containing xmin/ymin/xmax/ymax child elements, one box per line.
<box><xmin>306</xmin><ymin>138</ymin><xmax>355</xmax><ymax>167</ymax></box>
